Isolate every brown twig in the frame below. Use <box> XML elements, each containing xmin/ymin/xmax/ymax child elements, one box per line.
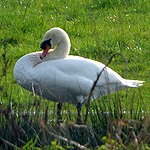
<box><xmin>41</xmin><ymin>122</ymin><xmax>88</xmax><ymax>150</ymax></box>
<box><xmin>47</xmin><ymin>130</ymin><xmax>88</xmax><ymax>149</ymax></box>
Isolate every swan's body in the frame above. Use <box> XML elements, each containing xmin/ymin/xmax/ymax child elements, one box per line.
<box><xmin>14</xmin><ymin>27</ymin><xmax>144</xmax><ymax>112</ymax></box>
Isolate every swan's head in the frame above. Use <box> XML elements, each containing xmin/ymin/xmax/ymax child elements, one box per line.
<box><xmin>40</xmin><ymin>27</ymin><xmax>70</xmax><ymax>59</ymax></box>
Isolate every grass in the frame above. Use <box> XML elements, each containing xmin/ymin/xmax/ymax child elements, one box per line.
<box><xmin>0</xmin><ymin>0</ymin><xmax>150</xmax><ymax>149</ymax></box>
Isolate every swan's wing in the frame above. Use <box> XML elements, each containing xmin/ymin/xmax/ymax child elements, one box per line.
<box><xmin>32</xmin><ymin>64</ymin><xmax>94</xmax><ymax>104</ymax></box>
<box><xmin>31</xmin><ymin>56</ymin><xmax>125</xmax><ymax>104</ymax></box>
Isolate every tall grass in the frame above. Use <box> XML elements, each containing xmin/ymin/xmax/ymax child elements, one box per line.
<box><xmin>0</xmin><ymin>84</ymin><xmax>149</xmax><ymax>149</ymax></box>
<box><xmin>0</xmin><ymin>0</ymin><xmax>150</xmax><ymax>149</ymax></box>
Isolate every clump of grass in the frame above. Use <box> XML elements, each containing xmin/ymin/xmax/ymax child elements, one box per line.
<box><xmin>0</xmin><ymin>88</ymin><xmax>149</xmax><ymax>149</ymax></box>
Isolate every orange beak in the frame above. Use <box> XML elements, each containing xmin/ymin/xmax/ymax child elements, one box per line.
<box><xmin>40</xmin><ymin>45</ymin><xmax>51</xmax><ymax>59</ymax></box>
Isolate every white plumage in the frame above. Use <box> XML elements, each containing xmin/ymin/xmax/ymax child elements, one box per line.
<box><xmin>14</xmin><ymin>27</ymin><xmax>144</xmax><ymax>105</ymax></box>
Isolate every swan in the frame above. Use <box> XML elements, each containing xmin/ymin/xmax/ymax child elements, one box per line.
<box><xmin>14</xmin><ymin>27</ymin><xmax>144</xmax><ymax>123</ymax></box>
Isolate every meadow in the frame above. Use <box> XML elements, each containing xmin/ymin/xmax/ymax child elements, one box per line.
<box><xmin>0</xmin><ymin>0</ymin><xmax>150</xmax><ymax>149</ymax></box>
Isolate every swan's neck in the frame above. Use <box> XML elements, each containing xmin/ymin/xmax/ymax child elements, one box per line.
<box><xmin>45</xmin><ymin>39</ymin><xmax>70</xmax><ymax>60</ymax></box>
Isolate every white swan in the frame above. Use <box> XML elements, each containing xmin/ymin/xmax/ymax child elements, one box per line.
<box><xmin>14</xmin><ymin>27</ymin><xmax>144</xmax><ymax>122</ymax></box>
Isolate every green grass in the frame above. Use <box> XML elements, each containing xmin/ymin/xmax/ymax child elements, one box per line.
<box><xmin>0</xmin><ymin>0</ymin><xmax>150</xmax><ymax>149</ymax></box>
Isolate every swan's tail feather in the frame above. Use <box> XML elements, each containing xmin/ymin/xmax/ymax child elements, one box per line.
<box><xmin>124</xmin><ymin>79</ymin><xmax>145</xmax><ymax>88</ymax></box>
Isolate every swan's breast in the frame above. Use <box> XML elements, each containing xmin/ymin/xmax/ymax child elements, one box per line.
<box><xmin>14</xmin><ymin>52</ymin><xmax>42</xmax><ymax>88</ymax></box>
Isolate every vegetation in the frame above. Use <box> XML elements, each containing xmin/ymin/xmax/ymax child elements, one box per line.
<box><xmin>0</xmin><ymin>0</ymin><xmax>149</xmax><ymax>149</ymax></box>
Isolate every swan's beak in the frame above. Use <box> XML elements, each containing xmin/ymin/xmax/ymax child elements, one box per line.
<box><xmin>40</xmin><ymin>45</ymin><xmax>51</xmax><ymax>59</ymax></box>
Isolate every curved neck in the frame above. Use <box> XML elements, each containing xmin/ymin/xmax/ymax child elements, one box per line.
<box><xmin>45</xmin><ymin>38</ymin><xmax>70</xmax><ymax>60</ymax></box>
